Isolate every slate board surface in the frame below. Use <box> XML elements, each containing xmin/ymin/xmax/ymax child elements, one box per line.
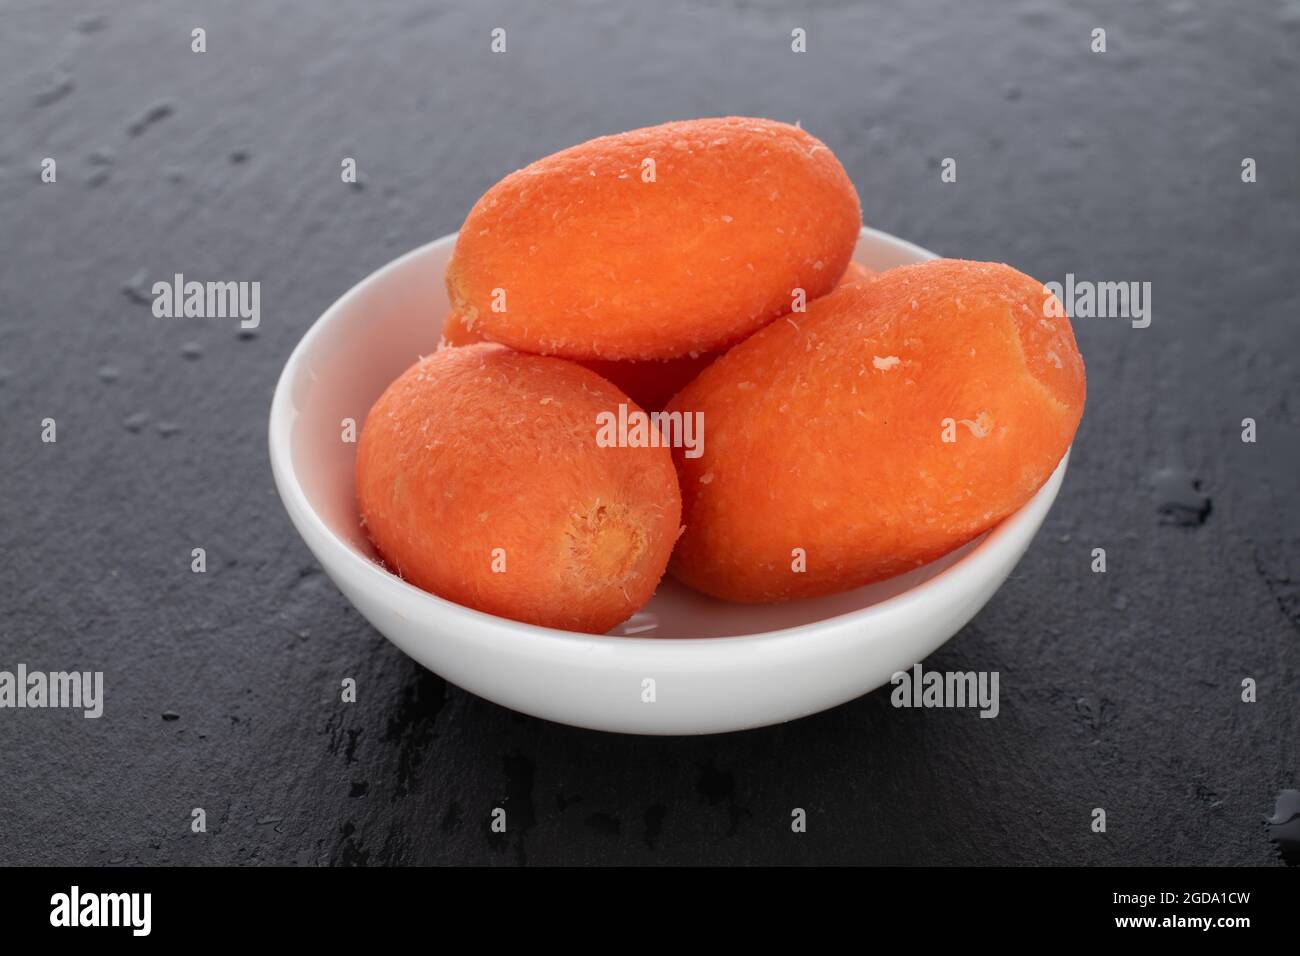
<box><xmin>1</xmin><ymin>0</ymin><xmax>1296</xmax><ymax>866</ymax></box>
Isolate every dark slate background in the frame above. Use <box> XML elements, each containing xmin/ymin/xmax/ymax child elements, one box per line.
<box><xmin>1</xmin><ymin>0</ymin><xmax>1296</xmax><ymax>866</ymax></box>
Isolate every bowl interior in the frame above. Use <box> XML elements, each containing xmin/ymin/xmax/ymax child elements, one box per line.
<box><xmin>283</xmin><ymin>228</ymin><xmax>974</xmax><ymax>639</ymax></box>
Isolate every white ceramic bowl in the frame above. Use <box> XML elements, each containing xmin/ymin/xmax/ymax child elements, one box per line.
<box><xmin>269</xmin><ymin>227</ymin><xmax>1069</xmax><ymax>735</ymax></box>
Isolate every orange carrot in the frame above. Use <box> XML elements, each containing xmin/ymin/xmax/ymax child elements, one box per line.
<box><xmin>356</xmin><ymin>344</ymin><xmax>681</xmax><ymax>632</ymax></box>
<box><xmin>446</xmin><ymin>117</ymin><xmax>861</xmax><ymax>360</ymax></box>
<box><xmin>665</xmin><ymin>259</ymin><xmax>1086</xmax><ymax>602</ymax></box>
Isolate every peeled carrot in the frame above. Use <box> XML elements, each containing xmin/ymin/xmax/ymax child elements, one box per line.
<box><xmin>356</xmin><ymin>344</ymin><xmax>681</xmax><ymax>632</ymax></box>
<box><xmin>665</xmin><ymin>259</ymin><xmax>1086</xmax><ymax>602</ymax></box>
<box><xmin>445</xmin><ymin>116</ymin><xmax>861</xmax><ymax>360</ymax></box>
<box><xmin>439</xmin><ymin>309</ymin><xmax>715</xmax><ymax>411</ymax></box>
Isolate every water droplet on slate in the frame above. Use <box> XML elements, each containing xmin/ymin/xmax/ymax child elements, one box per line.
<box><xmin>127</xmin><ymin>102</ymin><xmax>173</xmax><ymax>137</ymax></box>
<box><xmin>161</xmin><ymin>711</ymin><xmax>180</xmax><ymax>721</ymax></box>
<box><xmin>1152</xmin><ymin>466</ymin><xmax>1211</xmax><ymax>526</ymax></box>
<box><xmin>181</xmin><ymin>342</ymin><xmax>204</xmax><ymax>360</ymax></box>
<box><xmin>123</xmin><ymin>412</ymin><xmax>148</xmax><ymax>433</ymax></box>
<box><xmin>85</xmin><ymin>147</ymin><xmax>115</xmax><ymax>186</ymax></box>
<box><xmin>1266</xmin><ymin>789</ymin><xmax>1300</xmax><ymax>866</ymax></box>
<box><xmin>156</xmin><ymin>422</ymin><xmax>181</xmax><ymax>438</ymax></box>
<box><xmin>32</xmin><ymin>74</ymin><xmax>75</xmax><ymax>108</ymax></box>
<box><xmin>97</xmin><ymin>365</ymin><xmax>120</xmax><ymax>383</ymax></box>
<box><xmin>122</xmin><ymin>270</ymin><xmax>151</xmax><ymax>305</ymax></box>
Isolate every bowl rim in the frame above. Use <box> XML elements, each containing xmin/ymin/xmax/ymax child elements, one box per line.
<box><xmin>268</xmin><ymin>226</ymin><xmax>1069</xmax><ymax>651</ymax></box>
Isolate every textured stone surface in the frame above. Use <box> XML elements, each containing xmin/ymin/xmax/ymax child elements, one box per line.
<box><xmin>0</xmin><ymin>0</ymin><xmax>1296</xmax><ymax>865</ymax></box>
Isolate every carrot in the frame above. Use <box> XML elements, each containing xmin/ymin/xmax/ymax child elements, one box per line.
<box><xmin>356</xmin><ymin>344</ymin><xmax>681</xmax><ymax>632</ymax></box>
<box><xmin>440</xmin><ymin>309</ymin><xmax>715</xmax><ymax>411</ymax></box>
<box><xmin>835</xmin><ymin>260</ymin><xmax>875</xmax><ymax>288</ymax></box>
<box><xmin>446</xmin><ymin>116</ymin><xmax>861</xmax><ymax>360</ymax></box>
<box><xmin>665</xmin><ymin>259</ymin><xmax>1086</xmax><ymax>602</ymax></box>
